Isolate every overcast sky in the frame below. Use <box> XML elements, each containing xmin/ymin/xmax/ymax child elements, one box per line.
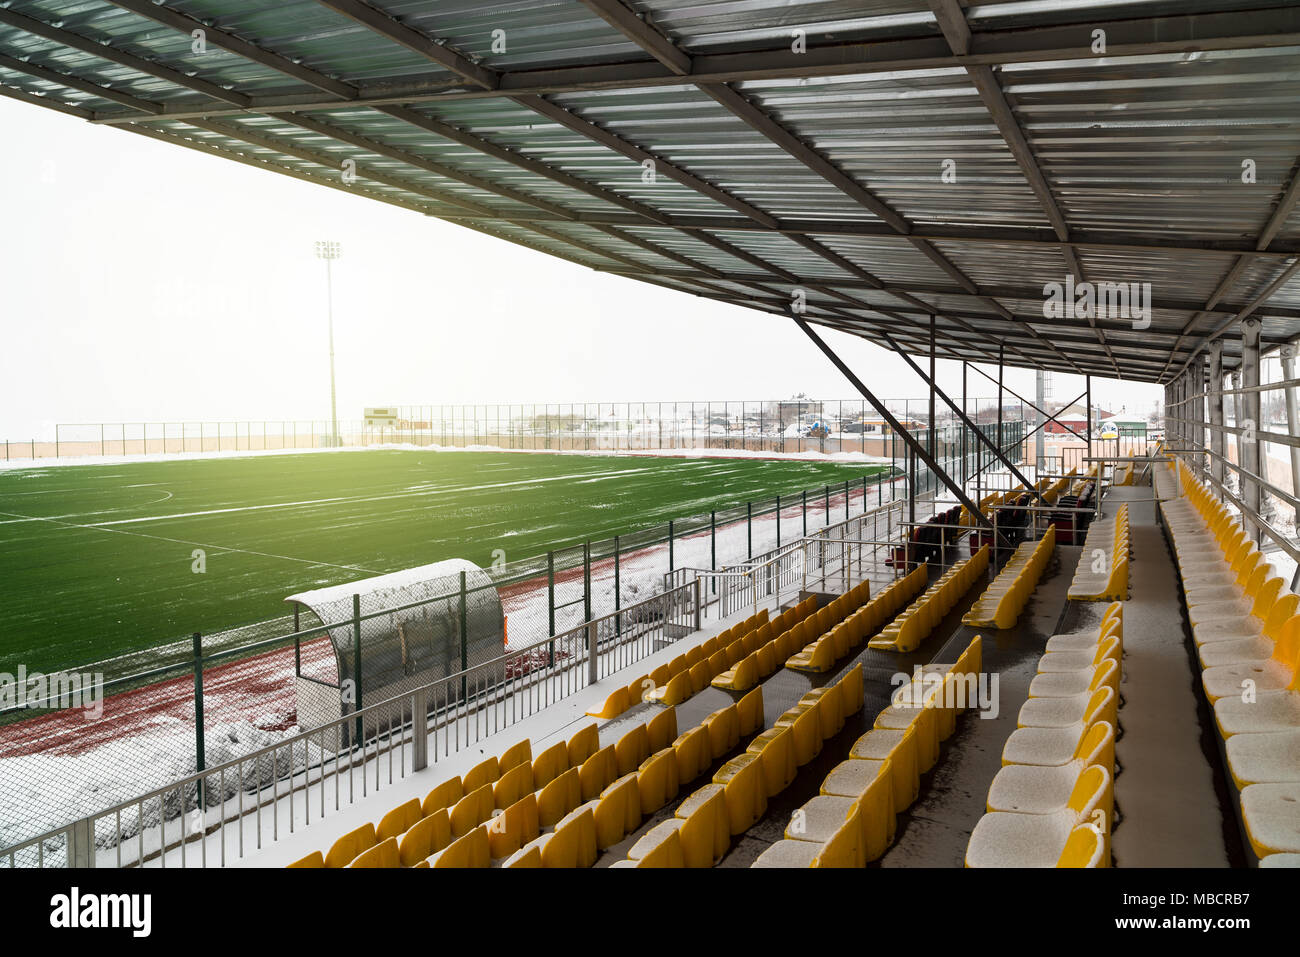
<box><xmin>0</xmin><ymin>96</ymin><xmax>1162</xmax><ymax>440</ymax></box>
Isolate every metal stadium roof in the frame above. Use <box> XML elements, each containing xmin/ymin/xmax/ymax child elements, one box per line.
<box><xmin>3</xmin><ymin>0</ymin><xmax>1300</xmax><ymax>383</ymax></box>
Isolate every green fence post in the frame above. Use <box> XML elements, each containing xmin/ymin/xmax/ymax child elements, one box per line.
<box><xmin>824</xmin><ymin>485</ymin><xmax>830</xmax><ymax>526</ymax></box>
<box><xmin>614</xmin><ymin>535</ymin><xmax>621</xmax><ymax>636</ymax></box>
<box><xmin>668</xmin><ymin>520</ymin><xmax>674</xmax><ymax>571</ymax></box>
<box><xmin>352</xmin><ymin>594</ymin><xmax>363</xmax><ymax>746</ymax></box>
<box><xmin>776</xmin><ymin>494</ymin><xmax>781</xmax><ymax>547</ymax></box>
<box><xmin>459</xmin><ymin>572</ymin><xmax>468</xmax><ymax>701</ymax></box>
<box><xmin>710</xmin><ymin>510</ymin><xmax>716</xmax><ymax>595</ymax></box>
<box><xmin>192</xmin><ymin>633</ymin><xmax>204</xmax><ymax>808</ymax></box>
<box><xmin>583</xmin><ymin>542</ymin><xmax>592</xmax><ymax>621</ymax></box>
<box><xmin>746</xmin><ymin>501</ymin><xmax>752</xmax><ymax>559</ymax></box>
<box><xmin>547</xmin><ymin>551</ymin><xmax>556</xmax><ymax>666</ymax></box>
<box><xmin>802</xmin><ymin>490</ymin><xmax>808</xmax><ymax>536</ymax></box>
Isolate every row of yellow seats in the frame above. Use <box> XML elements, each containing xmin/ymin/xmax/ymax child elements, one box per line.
<box><xmin>1067</xmin><ymin>504</ymin><xmax>1130</xmax><ymax>602</ymax></box>
<box><xmin>499</xmin><ymin>691</ymin><xmax>759</xmax><ymax>867</ymax></box>
<box><xmin>966</xmin><ymin>602</ymin><xmax>1123</xmax><ymax>868</ymax></box>
<box><xmin>711</xmin><ymin>591</ymin><xmax>855</xmax><ymax>691</ymax></box>
<box><xmin>869</xmin><ymin>546</ymin><xmax>990</xmax><ymax>653</ymax></box>
<box><xmin>963</xmin><ymin>524</ymin><xmax>1056</xmax><ymax>629</ymax></box>
<box><xmin>755</xmin><ymin>636</ymin><xmax>982</xmax><ymax>867</ymax></box>
<box><xmin>293</xmin><ymin>709</ymin><xmax>651</xmax><ymax>868</ymax></box>
<box><xmin>785</xmin><ymin>570</ymin><xmax>924</xmax><ymax>673</ymax></box>
<box><xmin>587</xmin><ymin>607</ymin><xmax>777</xmax><ymax>717</ymax></box>
<box><xmin>620</xmin><ymin>664</ymin><xmax>867</xmax><ymax>868</ymax></box>
<box><xmin>599</xmin><ymin>683</ymin><xmax>774</xmax><ymax>867</ymax></box>
<box><xmin>1160</xmin><ymin>464</ymin><xmax>1300</xmax><ymax>863</ymax></box>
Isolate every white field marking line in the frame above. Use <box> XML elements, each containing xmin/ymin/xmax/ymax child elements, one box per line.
<box><xmin>76</xmin><ymin>466</ymin><xmax>657</xmax><ymax>528</ymax></box>
<box><xmin>0</xmin><ymin>489</ymin><xmax>175</xmax><ymax>524</ymax></box>
<box><xmin>0</xmin><ymin>508</ymin><xmax>382</xmax><ymax>576</ymax></box>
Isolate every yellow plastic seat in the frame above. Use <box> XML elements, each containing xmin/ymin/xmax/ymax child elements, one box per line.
<box><xmin>532</xmin><ymin>741</ymin><xmax>569</xmax><ymax>791</ymax></box>
<box><xmin>615</xmin><ymin>722</ymin><xmax>650</xmax><ymax>776</ymax></box>
<box><xmin>501</xmin><ymin>844</ymin><xmax>541</xmax><ymax>868</ymax></box>
<box><xmin>646</xmin><ymin>706</ymin><xmax>678</xmax><ymax>753</ymax></box>
<box><xmin>675</xmin><ymin>784</ymin><xmax>729</xmax><ymax>867</ymax></box>
<box><xmin>601</xmin><ymin>772</ymin><xmax>642</xmax><ymax>834</ymax></box>
<box><xmin>704</xmin><ymin>704</ymin><xmax>740</xmax><ymax>759</ymax></box>
<box><xmin>591</xmin><ymin>791</ymin><xmax>628</xmax><ymax>850</ymax></box>
<box><xmin>851</xmin><ymin>727</ymin><xmax>918</xmax><ymax>812</ymax></box>
<box><xmin>637</xmin><ymin>748</ymin><xmax>681</xmax><ymax>816</ymax></box>
<box><xmin>324</xmin><ymin>822</ymin><xmax>376</xmax><ymax>869</ymax></box>
<box><xmin>398</xmin><ymin>807</ymin><xmax>450</xmax><ymax>865</ymax></box>
<box><xmin>627</xmin><ymin>819</ymin><xmax>686</xmax><ymax>868</ymax></box>
<box><xmin>486</xmin><ymin>792</ymin><xmax>538</xmax><ymax>860</ymax></box>
<box><xmin>421</xmin><ymin>777</ymin><xmax>462</xmax><ymax>817</ymax></box>
<box><xmin>578</xmin><ymin>744</ymin><xmax>618</xmax><ymax>802</ymax></box>
<box><xmin>552</xmin><ymin>805</ymin><xmax>598</xmax><ymax>868</ymax></box>
<box><xmin>567</xmin><ymin>723</ymin><xmax>600</xmax><ymax>767</ymax></box>
<box><xmin>672</xmin><ymin>725</ymin><xmax>711</xmax><ymax>785</ymax></box>
<box><xmin>736</xmin><ymin>685</ymin><xmax>764</xmax><ymax>736</ymax></box>
<box><xmin>497</xmin><ymin>738</ymin><xmax>532</xmax><ymax>773</ymax></box>
<box><xmin>775</xmin><ymin>705</ymin><xmax>822</xmax><ymax>766</ymax></box>
<box><xmin>287</xmin><ymin>850</ymin><xmax>324</xmax><ymax>868</ymax></box>
<box><xmin>449</xmin><ymin>783</ymin><xmax>494</xmax><ymax>838</ymax></box>
<box><xmin>1056</xmin><ymin>824</ymin><xmax>1106</xmax><ymax>868</ymax></box>
<box><xmin>588</xmin><ymin>685</ymin><xmax>630</xmax><ymax>719</ymax></box>
<box><xmin>646</xmin><ymin>670</ymin><xmax>691</xmax><ymax>707</ymax></box>
<box><xmin>376</xmin><ymin>798</ymin><xmax>422</xmax><ymax>842</ymax></box>
<box><xmin>713</xmin><ymin>752</ymin><xmax>767</xmax><ymax>834</ymax></box>
<box><xmin>494</xmin><ymin>760</ymin><xmax>534</xmax><ymax>809</ymax></box>
<box><xmin>1240</xmin><ymin>783</ymin><xmax>1300</xmax><ymax>858</ymax></box>
<box><xmin>537</xmin><ymin>767</ymin><xmax>582</xmax><ymax>828</ymax></box>
<box><xmin>428</xmin><ymin>823</ymin><xmax>490</xmax><ymax>868</ymax></box>
<box><xmin>965</xmin><ymin>766</ymin><xmax>1111</xmax><ymax>868</ymax></box>
<box><xmin>348</xmin><ymin>836</ymin><xmax>399</xmax><ymax>868</ymax></box>
<box><xmin>461</xmin><ymin>756</ymin><xmax>499</xmax><ymax>795</ymax></box>
<box><xmin>819</xmin><ymin>757</ymin><xmax>896</xmax><ymax>861</ymax></box>
<box><xmin>747</xmin><ymin>725</ymin><xmax>796</xmax><ymax>797</ymax></box>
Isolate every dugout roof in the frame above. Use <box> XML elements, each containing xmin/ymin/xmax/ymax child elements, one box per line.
<box><xmin>4</xmin><ymin>0</ymin><xmax>1300</xmax><ymax>383</ymax></box>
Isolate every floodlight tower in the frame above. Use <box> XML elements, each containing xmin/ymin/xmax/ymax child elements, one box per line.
<box><xmin>315</xmin><ymin>240</ymin><xmax>341</xmax><ymax>447</ymax></box>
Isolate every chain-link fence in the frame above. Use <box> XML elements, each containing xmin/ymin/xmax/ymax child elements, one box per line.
<box><xmin>3</xmin><ymin>396</ymin><xmax>1045</xmax><ymax>461</ymax></box>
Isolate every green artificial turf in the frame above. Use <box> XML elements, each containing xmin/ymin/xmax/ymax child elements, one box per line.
<box><xmin>0</xmin><ymin>450</ymin><xmax>886</xmax><ymax>669</ymax></box>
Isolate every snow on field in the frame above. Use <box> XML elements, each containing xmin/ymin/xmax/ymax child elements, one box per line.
<box><xmin>0</xmin><ymin>478</ymin><xmax>920</xmax><ymax>857</ymax></box>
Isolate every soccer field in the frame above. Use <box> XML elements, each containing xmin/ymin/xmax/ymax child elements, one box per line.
<box><xmin>0</xmin><ymin>449</ymin><xmax>888</xmax><ymax>669</ymax></box>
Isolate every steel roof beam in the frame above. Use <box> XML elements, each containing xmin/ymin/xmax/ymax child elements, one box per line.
<box><xmin>81</xmin><ymin>7</ymin><xmax>1300</xmax><ymax>124</ymax></box>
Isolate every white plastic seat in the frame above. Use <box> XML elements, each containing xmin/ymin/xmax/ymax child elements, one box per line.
<box><xmin>965</xmin><ymin>766</ymin><xmax>1110</xmax><ymax>868</ymax></box>
<box><xmin>1225</xmin><ymin>729</ymin><xmax>1300</xmax><ymax>788</ymax></box>
<box><xmin>986</xmin><ymin>723</ymin><xmax>1115</xmax><ymax>817</ymax></box>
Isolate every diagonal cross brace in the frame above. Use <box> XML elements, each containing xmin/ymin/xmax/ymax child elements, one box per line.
<box><xmin>880</xmin><ymin>334</ymin><xmax>1049</xmax><ymax>506</ymax></box>
<box><xmin>792</xmin><ymin>316</ymin><xmax>1011</xmax><ymax>548</ymax></box>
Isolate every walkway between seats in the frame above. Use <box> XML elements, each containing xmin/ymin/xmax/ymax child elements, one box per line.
<box><xmin>1085</xmin><ymin>485</ymin><xmax>1239</xmax><ymax>866</ymax></box>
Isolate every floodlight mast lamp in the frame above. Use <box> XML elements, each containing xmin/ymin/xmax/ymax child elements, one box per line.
<box><xmin>315</xmin><ymin>240</ymin><xmax>341</xmax><ymax>448</ymax></box>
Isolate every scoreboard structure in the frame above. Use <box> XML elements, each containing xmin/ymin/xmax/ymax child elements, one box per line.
<box><xmin>364</xmin><ymin>407</ymin><xmax>399</xmax><ymax>429</ymax></box>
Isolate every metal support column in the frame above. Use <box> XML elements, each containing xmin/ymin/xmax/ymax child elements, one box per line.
<box><xmin>1241</xmin><ymin>317</ymin><xmax>1263</xmax><ymax>541</ymax></box>
<box><xmin>1279</xmin><ymin>342</ymin><xmax>1300</xmax><ymax>526</ymax></box>
<box><xmin>1209</xmin><ymin>342</ymin><xmax>1225</xmax><ymax>486</ymax></box>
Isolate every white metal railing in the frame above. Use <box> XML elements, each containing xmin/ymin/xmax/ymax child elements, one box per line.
<box><xmin>665</xmin><ymin>499</ymin><xmax>909</xmax><ymax>616</ymax></box>
<box><xmin>1</xmin><ymin>582</ymin><xmax>700</xmax><ymax>869</ymax></box>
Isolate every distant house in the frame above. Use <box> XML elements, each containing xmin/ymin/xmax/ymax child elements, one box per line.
<box><xmin>1045</xmin><ymin>402</ymin><xmax>1114</xmax><ymax>435</ymax></box>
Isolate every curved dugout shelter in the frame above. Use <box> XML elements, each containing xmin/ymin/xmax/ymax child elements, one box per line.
<box><xmin>286</xmin><ymin>558</ymin><xmax>504</xmax><ymax>731</ymax></box>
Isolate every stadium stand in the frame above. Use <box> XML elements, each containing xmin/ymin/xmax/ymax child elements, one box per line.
<box><xmin>1159</xmin><ymin>458</ymin><xmax>1300</xmax><ymax>861</ymax></box>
